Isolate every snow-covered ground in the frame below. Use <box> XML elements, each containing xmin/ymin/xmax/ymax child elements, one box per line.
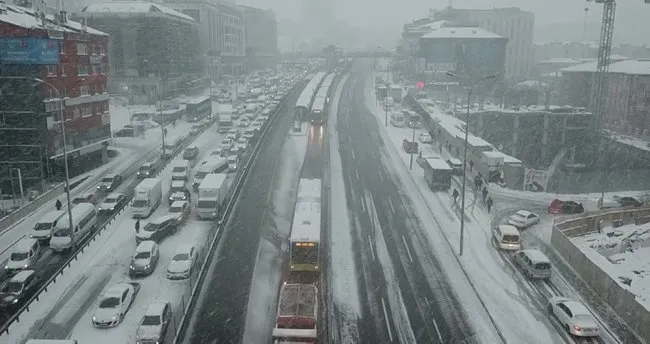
<box><xmin>0</xmin><ymin>120</ymin><xmax>193</xmax><ymax>277</ymax></box>
<box><xmin>1</xmin><ymin>116</ymin><xmax>226</xmax><ymax>343</ymax></box>
<box><xmin>364</xmin><ymin>78</ymin><xmax>562</xmax><ymax>343</ymax></box>
<box><xmin>327</xmin><ymin>74</ymin><xmax>362</xmax><ymax>342</ymax></box>
<box><xmin>572</xmin><ymin>222</ymin><xmax>650</xmax><ymax>311</ymax></box>
<box><xmin>242</xmin><ymin>125</ymin><xmax>308</xmax><ymax>343</ymax></box>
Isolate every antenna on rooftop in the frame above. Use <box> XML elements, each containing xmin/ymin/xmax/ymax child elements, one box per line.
<box><xmin>448</xmin><ymin>0</ymin><xmax>453</xmax><ymax>8</ymax></box>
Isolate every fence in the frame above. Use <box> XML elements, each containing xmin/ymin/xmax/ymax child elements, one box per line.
<box><xmin>0</xmin><ymin>184</ymin><xmax>65</xmax><ymax>234</ymax></box>
<box><xmin>551</xmin><ymin>208</ymin><xmax>650</xmax><ymax>343</ymax></box>
<box><xmin>0</xmin><ymin>118</ymin><xmax>214</xmax><ymax>338</ymax></box>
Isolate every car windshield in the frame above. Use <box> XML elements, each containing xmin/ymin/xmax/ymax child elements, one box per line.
<box><xmin>574</xmin><ymin>315</ymin><xmax>593</xmax><ymax>322</ymax></box>
<box><xmin>10</xmin><ymin>252</ymin><xmax>29</xmax><ymax>261</ymax></box>
<box><xmin>132</xmin><ymin>199</ymin><xmax>148</xmax><ymax>207</ymax></box>
<box><xmin>101</xmin><ymin>177</ymin><xmax>113</xmax><ymax>183</ymax></box>
<box><xmin>170</xmin><ymin>187</ymin><xmax>185</xmax><ymax>193</ymax></box>
<box><xmin>104</xmin><ymin>197</ymin><xmax>118</xmax><ymax>204</ymax></box>
<box><xmin>135</xmin><ymin>251</ymin><xmax>150</xmax><ymax>259</ymax></box>
<box><xmin>34</xmin><ymin>222</ymin><xmax>53</xmax><ymax>231</ymax></box>
<box><xmin>53</xmin><ymin>228</ymin><xmax>71</xmax><ymax>237</ymax></box>
<box><xmin>1</xmin><ymin>281</ymin><xmax>23</xmax><ymax>293</ymax></box>
<box><xmin>138</xmin><ymin>166</ymin><xmax>151</xmax><ymax>172</ymax></box>
<box><xmin>197</xmin><ymin>200</ymin><xmax>217</xmax><ymax>208</ymax></box>
<box><xmin>172</xmin><ymin>167</ymin><xmax>185</xmax><ymax>172</ymax></box>
<box><xmin>144</xmin><ymin>223</ymin><xmax>160</xmax><ymax>232</ymax></box>
<box><xmin>195</xmin><ymin>171</ymin><xmax>208</xmax><ymax>179</ymax></box>
<box><xmin>221</xmin><ymin>139</ymin><xmax>230</xmax><ymax>145</ymax></box>
<box><xmin>141</xmin><ymin>315</ymin><xmax>161</xmax><ymax>326</ymax></box>
<box><xmin>502</xmin><ymin>235</ymin><xmax>519</xmax><ymax>243</ymax></box>
<box><xmin>99</xmin><ymin>297</ymin><xmax>120</xmax><ymax>308</ymax></box>
<box><xmin>173</xmin><ymin>253</ymin><xmax>189</xmax><ymax>261</ymax></box>
<box><xmin>170</xmin><ymin>206</ymin><xmax>183</xmax><ymax>213</ymax></box>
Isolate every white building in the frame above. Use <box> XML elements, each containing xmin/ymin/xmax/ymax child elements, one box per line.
<box><xmin>434</xmin><ymin>7</ymin><xmax>535</xmax><ymax>78</ymax></box>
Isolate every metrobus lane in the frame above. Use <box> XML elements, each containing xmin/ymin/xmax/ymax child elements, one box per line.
<box><xmin>2</xmin><ymin>122</ymin><xmax>228</xmax><ymax>344</ymax></box>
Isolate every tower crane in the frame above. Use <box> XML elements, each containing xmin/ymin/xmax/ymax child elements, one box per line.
<box><xmin>586</xmin><ymin>0</ymin><xmax>650</xmax><ymax>200</ymax></box>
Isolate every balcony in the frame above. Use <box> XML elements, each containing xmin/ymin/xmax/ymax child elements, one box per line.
<box><xmin>64</xmin><ymin>93</ymin><xmax>109</xmax><ymax>106</ymax></box>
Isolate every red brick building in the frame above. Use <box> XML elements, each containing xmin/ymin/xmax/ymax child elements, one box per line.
<box><xmin>0</xmin><ymin>4</ymin><xmax>110</xmax><ymax>190</ymax></box>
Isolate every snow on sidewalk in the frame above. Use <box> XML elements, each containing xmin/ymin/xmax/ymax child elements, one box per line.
<box><xmin>363</xmin><ymin>77</ymin><xmax>563</xmax><ymax>344</ymax></box>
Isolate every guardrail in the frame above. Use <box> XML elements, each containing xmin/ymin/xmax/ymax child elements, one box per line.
<box><xmin>172</xmin><ymin>87</ymin><xmax>299</xmax><ymax>343</ymax></box>
<box><xmin>0</xmin><ymin>120</ymin><xmax>215</xmax><ymax>336</ymax></box>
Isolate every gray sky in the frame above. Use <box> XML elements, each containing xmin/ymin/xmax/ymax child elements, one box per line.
<box><xmin>239</xmin><ymin>0</ymin><xmax>650</xmax><ymax>45</ymax></box>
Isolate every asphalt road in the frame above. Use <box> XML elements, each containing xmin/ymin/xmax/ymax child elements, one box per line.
<box><xmin>334</xmin><ymin>64</ymin><xmax>476</xmax><ymax>343</ymax></box>
<box><xmin>187</xmin><ymin>91</ymin><xmax>299</xmax><ymax>344</ymax></box>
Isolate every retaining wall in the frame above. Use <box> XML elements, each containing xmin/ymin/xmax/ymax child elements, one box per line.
<box><xmin>551</xmin><ymin>208</ymin><xmax>650</xmax><ymax>342</ymax></box>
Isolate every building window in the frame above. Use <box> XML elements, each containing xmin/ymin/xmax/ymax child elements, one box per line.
<box><xmin>78</xmin><ymin>64</ymin><xmax>89</xmax><ymax>76</ymax></box>
<box><xmin>59</xmin><ymin>41</ymin><xmax>65</xmax><ymax>54</ymax></box>
<box><xmin>100</xmin><ymin>43</ymin><xmax>105</xmax><ymax>55</ymax></box>
<box><xmin>92</xmin><ymin>64</ymin><xmax>100</xmax><ymax>75</ymax></box>
<box><xmin>100</xmin><ymin>63</ymin><xmax>106</xmax><ymax>74</ymax></box>
<box><xmin>77</xmin><ymin>42</ymin><xmax>88</xmax><ymax>55</ymax></box>
<box><xmin>82</xmin><ymin>104</ymin><xmax>92</xmax><ymax>117</ymax></box>
<box><xmin>63</xmin><ymin>87</ymin><xmax>68</xmax><ymax>98</ymax></box>
<box><xmin>47</xmin><ymin>65</ymin><xmax>57</xmax><ymax>76</ymax></box>
<box><xmin>61</xmin><ymin>64</ymin><xmax>66</xmax><ymax>76</ymax></box>
<box><xmin>80</xmin><ymin>86</ymin><xmax>90</xmax><ymax>96</ymax></box>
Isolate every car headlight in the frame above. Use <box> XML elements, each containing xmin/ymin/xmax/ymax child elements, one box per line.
<box><xmin>93</xmin><ymin>316</ymin><xmax>97</xmax><ymax>322</ymax></box>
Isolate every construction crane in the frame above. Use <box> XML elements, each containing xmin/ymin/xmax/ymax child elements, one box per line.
<box><xmin>587</xmin><ymin>0</ymin><xmax>650</xmax><ymax>200</ymax></box>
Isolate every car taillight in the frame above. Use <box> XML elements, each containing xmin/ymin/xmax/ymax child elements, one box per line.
<box><xmin>573</xmin><ymin>325</ymin><xmax>581</xmax><ymax>331</ymax></box>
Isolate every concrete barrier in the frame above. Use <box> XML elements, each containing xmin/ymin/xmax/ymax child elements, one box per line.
<box><xmin>551</xmin><ymin>207</ymin><xmax>650</xmax><ymax>343</ymax></box>
<box><xmin>0</xmin><ymin>184</ymin><xmax>65</xmax><ymax>234</ymax></box>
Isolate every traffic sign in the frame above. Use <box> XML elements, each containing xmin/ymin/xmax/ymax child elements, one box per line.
<box><xmin>416</xmin><ymin>81</ymin><xmax>425</xmax><ymax>89</ymax></box>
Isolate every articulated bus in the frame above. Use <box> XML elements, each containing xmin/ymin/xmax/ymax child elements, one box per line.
<box><xmin>289</xmin><ymin>178</ymin><xmax>322</xmax><ymax>272</ymax></box>
<box><xmin>294</xmin><ymin>72</ymin><xmax>327</xmax><ymax>123</ymax></box>
<box><xmin>185</xmin><ymin>96</ymin><xmax>212</xmax><ymax>122</ymax></box>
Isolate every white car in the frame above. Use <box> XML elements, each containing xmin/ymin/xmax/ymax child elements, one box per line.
<box><xmin>169</xmin><ymin>200</ymin><xmax>191</xmax><ymax>225</ymax></box>
<box><xmin>257</xmin><ymin>115</ymin><xmax>269</xmax><ymax>123</ymax></box>
<box><xmin>167</xmin><ymin>244</ymin><xmax>197</xmax><ymax>280</ymax></box>
<box><xmin>548</xmin><ymin>297</ymin><xmax>599</xmax><ymax>337</ymax></box>
<box><xmin>238</xmin><ymin>119</ymin><xmax>250</xmax><ymax>128</ymax></box>
<box><xmin>419</xmin><ymin>132</ymin><xmax>433</xmax><ymax>144</ymax></box>
<box><xmin>92</xmin><ymin>283</ymin><xmax>139</xmax><ymax>328</ymax></box>
<box><xmin>220</xmin><ymin>138</ymin><xmax>233</xmax><ymax>151</ymax></box>
<box><xmin>136</xmin><ymin>301</ymin><xmax>172</xmax><ymax>344</ymax></box>
<box><xmin>235</xmin><ymin>138</ymin><xmax>248</xmax><ymax>151</ymax></box>
<box><xmin>508</xmin><ymin>210</ymin><xmax>540</xmax><ymax>229</ymax></box>
<box><xmin>226</xmin><ymin>129</ymin><xmax>239</xmax><ymax>140</ymax></box>
<box><xmin>98</xmin><ymin>192</ymin><xmax>126</xmax><ymax>214</ymax></box>
<box><xmin>251</xmin><ymin>122</ymin><xmax>262</xmax><ymax>132</ymax></box>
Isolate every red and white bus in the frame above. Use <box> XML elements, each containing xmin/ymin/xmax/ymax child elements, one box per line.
<box><xmin>272</xmin><ymin>283</ymin><xmax>318</xmax><ymax>344</ymax></box>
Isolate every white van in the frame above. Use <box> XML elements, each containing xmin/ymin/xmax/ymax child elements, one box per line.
<box><xmin>492</xmin><ymin>225</ymin><xmax>521</xmax><ymax>251</ymax></box>
<box><xmin>171</xmin><ymin>160</ymin><xmax>191</xmax><ymax>181</ymax></box>
<box><xmin>514</xmin><ymin>249</ymin><xmax>552</xmax><ymax>280</ymax></box>
<box><xmin>4</xmin><ymin>238</ymin><xmax>40</xmax><ymax>273</ymax></box>
<box><xmin>192</xmin><ymin>158</ymin><xmax>229</xmax><ymax>190</ymax></box>
<box><xmin>390</xmin><ymin>112</ymin><xmax>405</xmax><ymax>127</ymax></box>
<box><xmin>50</xmin><ymin>203</ymin><xmax>97</xmax><ymax>253</ymax></box>
<box><xmin>31</xmin><ymin>210</ymin><xmax>66</xmax><ymax>242</ymax></box>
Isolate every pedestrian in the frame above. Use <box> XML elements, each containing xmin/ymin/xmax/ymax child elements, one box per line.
<box><xmin>164</xmin><ymin>128</ymin><xmax>168</xmax><ymax>137</ymax></box>
<box><xmin>452</xmin><ymin>189</ymin><xmax>459</xmax><ymax>205</ymax></box>
<box><xmin>482</xmin><ymin>187</ymin><xmax>488</xmax><ymax>202</ymax></box>
<box><xmin>135</xmin><ymin>219</ymin><xmax>140</xmax><ymax>234</ymax></box>
<box><xmin>55</xmin><ymin>199</ymin><xmax>62</xmax><ymax>211</ymax></box>
<box><xmin>486</xmin><ymin>197</ymin><xmax>493</xmax><ymax>213</ymax></box>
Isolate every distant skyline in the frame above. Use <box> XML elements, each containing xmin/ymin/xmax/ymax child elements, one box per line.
<box><xmin>239</xmin><ymin>0</ymin><xmax>650</xmax><ymax>46</ymax></box>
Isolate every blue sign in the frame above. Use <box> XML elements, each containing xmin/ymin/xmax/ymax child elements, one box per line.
<box><xmin>0</xmin><ymin>37</ymin><xmax>60</xmax><ymax>65</ymax></box>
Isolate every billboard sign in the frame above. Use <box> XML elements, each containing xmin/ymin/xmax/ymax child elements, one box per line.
<box><xmin>0</xmin><ymin>38</ymin><xmax>60</xmax><ymax>65</ymax></box>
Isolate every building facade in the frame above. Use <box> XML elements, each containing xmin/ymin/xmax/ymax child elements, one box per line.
<box><xmin>76</xmin><ymin>2</ymin><xmax>203</xmax><ymax>104</ymax></box>
<box><xmin>215</xmin><ymin>1</ymin><xmax>245</xmax><ymax>76</ymax></box>
<box><xmin>163</xmin><ymin>0</ymin><xmax>221</xmax><ymax>82</ymax></box>
<box><xmin>434</xmin><ymin>7</ymin><xmax>535</xmax><ymax>78</ymax></box>
<box><xmin>0</xmin><ymin>4</ymin><xmax>110</xmax><ymax>192</ymax></box>
<box><xmin>239</xmin><ymin>5</ymin><xmax>277</xmax><ymax>70</ymax></box>
<box><xmin>418</xmin><ymin>27</ymin><xmax>508</xmax><ymax>80</ymax></box>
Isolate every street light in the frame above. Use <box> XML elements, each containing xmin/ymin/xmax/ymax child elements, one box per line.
<box><xmin>144</xmin><ymin>60</ymin><xmax>167</xmax><ymax>158</ymax></box>
<box><xmin>445</xmin><ymin>72</ymin><xmax>496</xmax><ymax>256</ymax></box>
<box><xmin>9</xmin><ymin>168</ymin><xmax>24</xmax><ymax>206</ymax></box>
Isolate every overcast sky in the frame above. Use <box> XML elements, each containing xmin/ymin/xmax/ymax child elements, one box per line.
<box><xmin>239</xmin><ymin>0</ymin><xmax>650</xmax><ymax>44</ymax></box>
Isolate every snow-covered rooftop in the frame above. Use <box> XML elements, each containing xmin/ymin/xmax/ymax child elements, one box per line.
<box><xmin>80</xmin><ymin>1</ymin><xmax>195</xmax><ymax>22</ymax></box>
<box><xmin>562</xmin><ymin>59</ymin><xmax>650</xmax><ymax>75</ymax></box>
<box><xmin>0</xmin><ymin>4</ymin><xmax>107</xmax><ymax>36</ymax></box>
<box><xmin>538</xmin><ymin>58</ymin><xmax>585</xmax><ymax>65</ymax></box>
<box><xmin>482</xmin><ymin>151</ymin><xmax>522</xmax><ymax>164</ymax></box>
<box><xmin>289</xmin><ymin>201</ymin><xmax>321</xmax><ymax>242</ymax></box>
<box><xmin>420</xmin><ymin>26</ymin><xmax>503</xmax><ymax>39</ymax></box>
<box><xmin>466</xmin><ymin>103</ymin><xmax>591</xmax><ymax>116</ymax></box>
<box><xmin>571</xmin><ymin>222</ymin><xmax>650</xmax><ymax>311</ymax></box>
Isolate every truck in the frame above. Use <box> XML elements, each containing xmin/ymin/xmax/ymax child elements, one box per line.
<box><xmin>192</xmin><ymin>157</ymin><xmax>228</xmax><ymax>190</ymax></box>
<box><xmin>217</xmin><ymin>103</ymin><xmax>234</xmax><ymax>133</ymax></box>
<box><xmin>422</xmin><ymin>157</ymin><xmax>453</xmax><ymax>191</ymax></box>
<box><xmin>131</xmin><ymin>178</ymin><xmax>162</xmax><ymax>218</ymax></box>
<box><xmin>271</xmin><ymin>284</ymin><xmax>318</xmax><ymax>343</ymax></box>
<box><xmin>196</xmin><ymin>173</ymin><xmax>229</xmax><ymax>220</ymax></box>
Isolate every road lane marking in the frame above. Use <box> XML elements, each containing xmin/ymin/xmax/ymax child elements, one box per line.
<box><xmin>381</xmin><ymin>297</ymin><xmax>394</xmax><ymax>342</ymax></box>
<box><xmin>351</xmin><ymin>150</ymin><xmax>356</xmax><ymax>160</ymax></box>
<box><xmin>368</xmin><ymin>235</ymin><xmax>376</xmax><ymax>261</ymax></box>
<box><xmin>431</xmin><ymin>316</ymin><xmax>444</xmax><ymax>343</ymax></box>
<box><xmin>402</xmin><ymin>235</ymin><xmax>414</xmax><ymax>263</ymax></box>
<box><xmin>355</xmin><ymin>169</ymin><xmax>360</xmax><ymax>180</ymax></box>
<box><xmin>360</xmin><ymin>193</ymin><xmax>367</xmax><ymax>213</ymax></box>
<box><xmin>388</xmin><ymin>198</ymin><xmax>395</xmax><ymax>214</ymax></box>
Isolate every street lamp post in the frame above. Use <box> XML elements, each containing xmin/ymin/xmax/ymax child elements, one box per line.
<box><xmin>9</xmin><ymin>168</ymin><xmax>24</xmax><ymax>206</ymax></box>
<box><xmin>446</xmin><ymin>72</ymin><xmax>496</xmax><ymax>256</ymax></box>
<box><xmin>144</xmin><ymin>60</ymin><xmax>166</xmax><ymax>158</ymax></box>
<box><xmin>409</xmin><ymin>123</ymin><xmax>417</xmax><ymax>170</ymax></box>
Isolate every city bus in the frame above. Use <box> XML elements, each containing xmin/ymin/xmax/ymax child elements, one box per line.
<box><xmin>289</xmin><ymin>178</ymin><xmax>322</xmax><ymax>272</ymax></box>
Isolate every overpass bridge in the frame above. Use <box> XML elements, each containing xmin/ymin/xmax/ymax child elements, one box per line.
<box><xmin>278</xmin><ymin>50</ymin><xmax>391</xmax><ymax>61</ymax></box>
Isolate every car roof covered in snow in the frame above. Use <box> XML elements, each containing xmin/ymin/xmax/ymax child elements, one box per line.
<box><xmin>10</xmin><ymin>269</ymin><xmax>35</xmax><ymax>283</ymax></box>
